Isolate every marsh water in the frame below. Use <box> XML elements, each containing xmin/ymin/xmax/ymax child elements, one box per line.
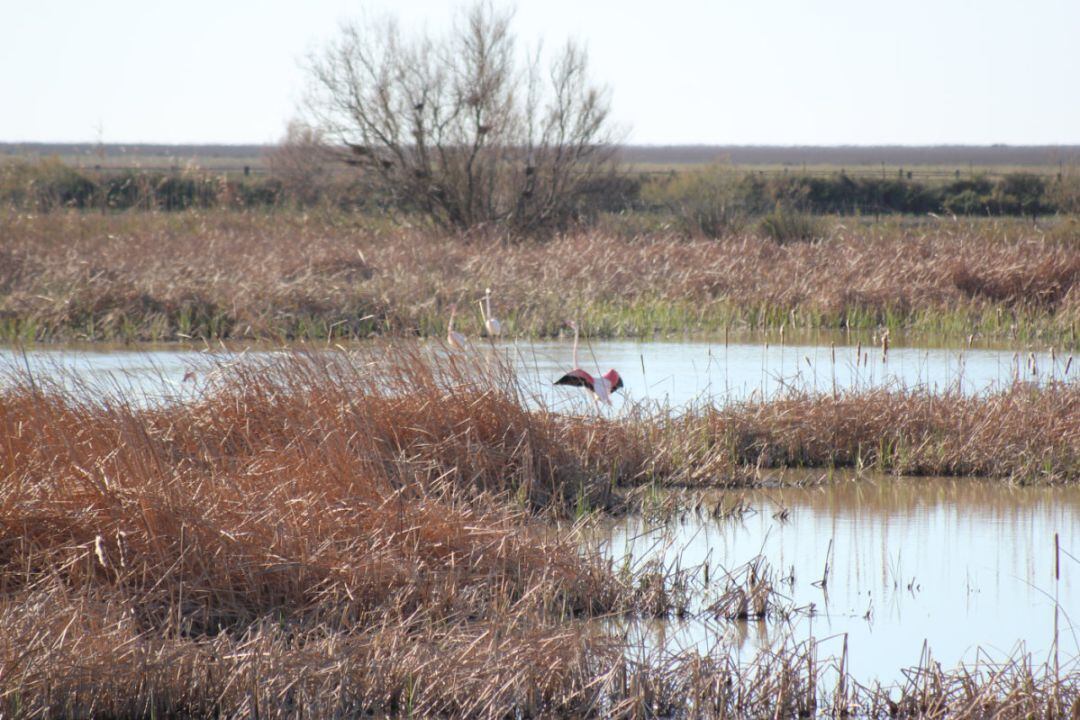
<box><xmin>596</xmin><ymin>477</ymin><xmax>1080</xmax><ymax>684</ymax></box>
<box><xmin>0</xmin><ymin>332</ymin><xmax>1073</xmax><ymax>408</ymax></box>
<box><xmin>2</xmin><ymin>336</ymin><xmax>1076</xmax><ymax>684</ymax></box>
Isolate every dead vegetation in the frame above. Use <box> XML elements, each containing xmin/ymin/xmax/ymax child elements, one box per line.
<box><xmin>0</xmin><ymin>346</ymin><xmax>1077</xmax><ymax>717</ymax></box>
<box><xmin>645</xmin><ymin>383</ymin><xmax>1080</xmax><ymax>486</ymax></box>
<box><xmin>0</xmin><ymin>210</ymin><xmax>1076</xmax><ymax>343</ymax></box>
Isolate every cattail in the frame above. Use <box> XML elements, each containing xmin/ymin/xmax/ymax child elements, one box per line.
<box><xmin>881</xmin><ymin>329</ymin><xmax>890</xmax><ymax>363</ymax></box>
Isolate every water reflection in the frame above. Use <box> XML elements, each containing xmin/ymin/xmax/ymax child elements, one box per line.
<box><xmin>593</xmin><ymin>477</ymin><xmax>1080</xmax><ymax>683</ymax></box>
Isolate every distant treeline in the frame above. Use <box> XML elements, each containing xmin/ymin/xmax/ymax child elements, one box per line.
<box><xmin>0</xmin><ymin>160</ymin><xmax>285</xmax><ymax>211</ymax></box>
<box><xmin>5</xmin><ymin>142</ymin><xmax>1080</xmax><ymax>168</ymax></box>
<box><xmin>2</xmin><ymin>158</ymin><xmax>1078</xmax><ymax>223</ymax></box>
<box><xmin>639</xmin><ymin>170</ymin><xmax>1074</xmax><ymax>217</ymax></box>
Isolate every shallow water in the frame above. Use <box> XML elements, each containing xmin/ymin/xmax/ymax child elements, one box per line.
<box><xmin>512</xmin><ymin>336</ymin><xmax>1070</xmax><ymax>409</ymax></box>
<box><xmin>593</xmin><ymin>477</ymin><xmax>1080</xmax><ymax>684</ymax></box>
<box><xmin>1</xmin><ymin>335</ymin><xmax>1072</xmax><ymax>407</ymax></box>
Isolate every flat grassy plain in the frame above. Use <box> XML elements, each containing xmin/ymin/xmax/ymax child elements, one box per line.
<box><xmin>0</xmin><ymin>209</ymin><xmax>1077</xmax><ymax>347</ymax></box>
<box><xmin>5</xmin><ymin>141</ymin><xmax>1078</xmax><ymax>173</ymax></box>
<box><xmin>1</xmin><ymin>348</ymin><xmax>1077</xmax><ymax>718</ymax></box>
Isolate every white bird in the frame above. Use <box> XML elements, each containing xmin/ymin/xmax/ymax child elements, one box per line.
<box><xmin>478</xmin><ymin>287</ymin><xmax>502</xmax><ymax>337</ymax></box>
<box><xmin>447</xmin><ymin>303</ymin><xmax>467</xmax><ymax>350</ymax></box>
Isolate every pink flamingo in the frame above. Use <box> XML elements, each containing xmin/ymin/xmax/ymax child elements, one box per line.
<box><xmin>554</xmin><ymin>320</ymin><xmax>623</xmax><ymax>405</ymax></box>
<box><xmin>478</xmin><ymin>287</ymin><xmax>502</xmax><ymax>337</ymax></box>
<box><xmin>447</xmin><ymin>303</ymin><xmax>467</xmax><ymax>350</ymax></box>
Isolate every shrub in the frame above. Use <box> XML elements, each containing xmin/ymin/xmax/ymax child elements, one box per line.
<box><xmin>641</xmin><ymin>164</ymin><xmax>748</xmax><ymax>237</ymax></box>
<box><xmin>758</xmin><ymin>205</ymin><xmax>825</xmax><ymax>243</ymax></box>
<box><xmin>993</xmin><ymin>172</ymin><xmax>1051</xmax><ymax>218</ymax></box>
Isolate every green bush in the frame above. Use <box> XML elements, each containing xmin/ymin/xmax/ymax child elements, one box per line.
<box><xmin>1049</xmin><ymin>170</ymin><xmax>1080</xmax><ymax>215</ymax></box>
<box><xmin>943</xmin><ymin>189</ymin><xmax>989</xmax><ymax>216</ymax></box>
<box><xmin>641</xmin><ymin>164</ymin><xmax>748</xmax><ymax>237</ymax></box>
<box><xmin>992</xmin><ymin>173</ymin><xmax>1050</xmax><ymax>218</ymax></box>
<box><xmin>758</xmin><ymin>205</ymin><xmax>826</xmax><ymax>243</ymax></box>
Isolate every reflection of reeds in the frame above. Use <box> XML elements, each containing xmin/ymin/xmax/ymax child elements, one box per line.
<box><xmin>709</xmin><ymin>556</ymin><xmax>783</xmax><ymax>621</ymax></box>
<box><xmin>608</xmin><ymin>638</ymin><xmax>1080</xmax><ymax>719</ymax></box>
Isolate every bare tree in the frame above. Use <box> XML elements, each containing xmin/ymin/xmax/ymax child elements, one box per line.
<box><xmin>266</xmin><ymin>120</ymin><xmax>336</xmax><ymax>206</ymax></box>
<box><xmin>303</xmin><ymin>2</ymin><xmax>619</xmax><ymax>234</ymax></box>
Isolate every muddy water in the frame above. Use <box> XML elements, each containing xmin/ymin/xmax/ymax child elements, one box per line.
<box><xmin>593</xmin><ymin>477</ymin><xmax>1080</xmax><ymax>683</ymax></box>
<box><xmin>1</xmin><ymin>333</ymin><xmax>1073</xmax><ymax>407</ymax></box>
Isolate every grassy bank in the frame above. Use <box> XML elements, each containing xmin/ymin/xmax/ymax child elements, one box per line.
<box><xmin>1</xmin><ymin>346</ymin><xmax>1078</xmax><ymax>716</ymax></box>
<box><xmin>0</xmin><ymin>209</ymin><xmax>1077</xmax><ymax>346</ymax></box>
<box><xmin>0</xmin><ymin>349</ymin><xmax>624</xmax><ymax>717</ymax></box>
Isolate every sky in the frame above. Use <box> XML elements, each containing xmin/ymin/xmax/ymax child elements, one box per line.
<box><xmin>2</xmin><ymin>0</ymin><xmax>1078</xmax><ymax>146</ymax></box>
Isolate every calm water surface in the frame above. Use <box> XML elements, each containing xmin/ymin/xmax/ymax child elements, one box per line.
<box><xmin>594</xmin><ymin>478</ymin><xmax>1080</xmax><ymax>684</ymax></box>
<box><xmin>1</xmin><ymin>334</ymin><xmax>1073</xmax><ymax>407</ymax></box>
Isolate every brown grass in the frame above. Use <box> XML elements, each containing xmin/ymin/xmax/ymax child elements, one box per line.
<box><xmin>1</xmin><ymin>346</ymin><xmax>1077</xmax><ymax>717</ymax></box>
<box><xmin>0</xmin><ymin>209</ymin><xmax>1076</xmax><ymax>343</ymax></box>
<box><xmin>0</xmin><ymin>348</ymin><xmax>631</xmax><ymax>716</ymax></box>
<box><xmin>637</xmin><ymin>383</ymin><xmax>1080</xmax><ymax>486</ymax></box>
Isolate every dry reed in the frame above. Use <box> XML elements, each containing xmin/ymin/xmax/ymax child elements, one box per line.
<box><xmin>1</xmin><ymin>345</ymin><xmax>1078</xmax><ymax>717</ymax></box>
<box><xmin>0</xmin><ymin>210</ymin><xmax>1076</xmax><ymax>342</ymax></box>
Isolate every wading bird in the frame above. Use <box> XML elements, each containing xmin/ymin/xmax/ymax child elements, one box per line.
<box><xmin>447</xmin><ymin>303</ymin><xmax>467</xmax><ymax>350</ymax></box>
<box><xmin>554</xmin><ymin>320</ymin><xmax>623</xmax><ymax>405</ymax></box>
<box><xmin>478</xmin><ymin>287</ymin><xmax>502</xmax><ymax>337</ymax></box>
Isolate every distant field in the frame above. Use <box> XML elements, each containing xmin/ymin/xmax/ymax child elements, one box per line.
<box><xmin>0</xmin><ymin>143</ymin><xmax>270</xmax><ymax>173</ymax></box>
<box><xmin>3</xmin><ymin>142</ymin><xmax>1079</xmax><ymax>180</ymax></box>
<box><xmin>631</xmin><ymin>162</ymin><xmax>1073</xmax><ymax>183</ymax></box>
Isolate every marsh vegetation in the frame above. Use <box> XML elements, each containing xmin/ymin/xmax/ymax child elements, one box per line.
<box><xmin>0</xmin><ymin>345</ymin><xmax>1077</xmax><ymax>717</ymax></box>
<box><xmin>2</xmin><ymin>135</ymin><xmax>1078</xmax><ymax>719</ymax></box>
<box><xmin>0</xmin><ymin>210</ymin><xmax>1077</xmax><ymax>346</ymax></box>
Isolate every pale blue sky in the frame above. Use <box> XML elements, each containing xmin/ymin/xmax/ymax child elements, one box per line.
<box><xmin>2</xmin><ymin>0</ymin><xmax>1077</xmax><ymax>145</ymax></box>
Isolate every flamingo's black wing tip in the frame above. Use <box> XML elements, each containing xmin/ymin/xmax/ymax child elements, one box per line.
<box><xmin>612</xmin><ymin>376</ymin><xmax>624</xmax><ymax>392</ymax></box>
<box><xmin>555</xmin><ymin>373</ymin><xmax>593</xmax><ymax>390</ymax></box>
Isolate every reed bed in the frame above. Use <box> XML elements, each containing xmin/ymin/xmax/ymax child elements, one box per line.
<box><xmin>0</xmin><ymin>209</ymin><xmax>1076</xmax><ymax>344</ymax></box>
<box><xmin>1</xmin><ymin>345</ymin><xmax>1078</xmax><ymax>717</ymax></box>
<box><xmin>634</xmin><ymin>382</ymin><xmax>1080</xmax><ymax>486</ymax></box>
<box><xmin>0</xmin><ymin>349</ymin><xmax>630</xmax><ymax>716</ymax></box>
